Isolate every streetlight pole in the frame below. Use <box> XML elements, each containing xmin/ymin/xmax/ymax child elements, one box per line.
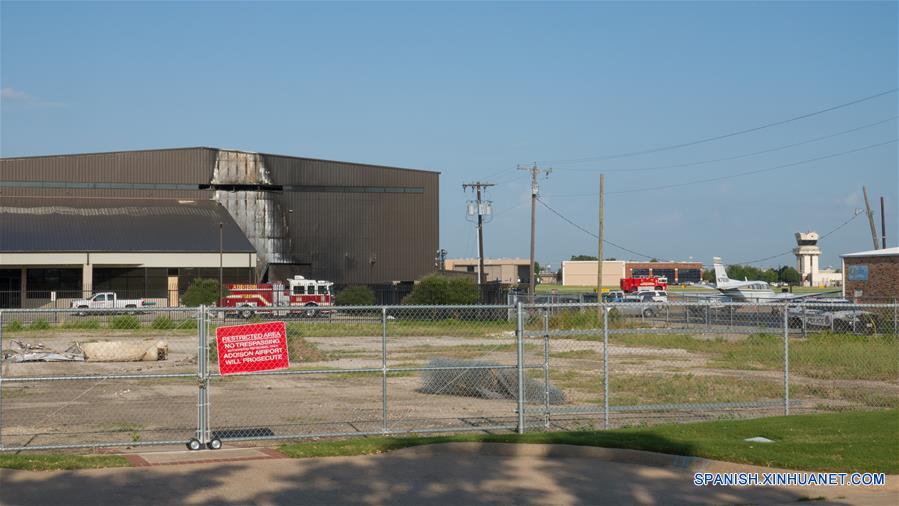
<box><xmin>219</xmin><ymin>221</ymin><xmax>223</xmax><ymax>305</ymax></box>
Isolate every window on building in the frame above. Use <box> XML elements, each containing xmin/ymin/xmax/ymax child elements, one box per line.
<box><xmin>94</xmin><ymin>268</ymin><xmax>146</xmax><ymax>298</ymax></box>
<box><xmin>26</xmin><ymin>268</ymin><xmax>82</xmax><ymax>295</ymax></box>
<box><xmin>653</xmin><ymin>269</ymin><xmax>675</xmax><ymax>281</ymax></box>
<box><xmin>679</xmin><ymin>269</ymin><xmax>701</xmax><ymax>283</ymax></box>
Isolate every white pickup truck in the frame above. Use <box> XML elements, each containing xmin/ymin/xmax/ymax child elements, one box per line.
<box><xmin>71</xmin><ymin>292</ymin><xmax>146</xmax><ymax>315</ymax></box>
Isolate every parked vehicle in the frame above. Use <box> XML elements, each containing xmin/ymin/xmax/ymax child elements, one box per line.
<box><xmin>609</xmin><ymin>296</ymin><xmax>660</xmax><ymax>318</ymax></box>
<box><xmin>219</xmin><ymin>276</ymin><xmax>334</xmax><ymax>318</ymax></box>
<box><xmin>635</xmin><ymin>290</ymin><xmax>668</xmax><ymax>303</ymax></box>
<box><xmin>71</xmin><ymin>292</ymin><xmax>146</xmax><ymax>315</ymax></box>
<box><xmin>602</xmin><ymin>290</ymin><xmax>626</xmax><ymax>302</ymax></box>
<box><xmin>620</xmin><ymin>276</ymin><xmax>668</xmax><ymax>293</ymax></box>
<box><xmin>786</xmin><ymin>305</ymin><xmax>879</xmax><ymax>334</ymax></box>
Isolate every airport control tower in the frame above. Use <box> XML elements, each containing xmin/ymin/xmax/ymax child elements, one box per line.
<box><xmin>793</xmin><ymin>231</ymin><xmax>821</xmax><ymax>287</ymax></box>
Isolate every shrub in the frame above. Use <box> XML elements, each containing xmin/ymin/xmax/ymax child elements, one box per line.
<box><xmin>29</xmin><ymin>319</ymin><xmax>51</xmax><ymax>330</ymax></box>
<box><xmin>62</xmin><ymin>319</ymin><xmax>101</xmax><ymax>330</ymax></box>
<box><xmin>335</xmin><ymin>286</ymin><xmax>376</xmax><ymax>306</ymax></box>
<box><xmin>4</xmin><ymin>319</ymin><xmax>24</xmax><ymax>332</ymax></box>
<box><xmin>110</xmin><ymin>315</ymin><xmax>141</xmax><ymax>329</ymax></box>
<box><xmin>181</xmin><ymin>278</ymin><xmax>221</xmax><ymax>307</ymax></box>
<box><xmin>150</xmin><ymin>316</ymin><xmax>175</xmax><ymax>330</ymax></box>
<box><xmin>403</xmin><ymin>275</ymin><xmax>480</xmax><ymax>305</ymax></box>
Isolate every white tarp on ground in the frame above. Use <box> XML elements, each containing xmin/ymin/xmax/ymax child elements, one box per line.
<box><xmin>80</xmin><ymin>340</ymin><xmax>168</xmax><ymax>362</ymax></box>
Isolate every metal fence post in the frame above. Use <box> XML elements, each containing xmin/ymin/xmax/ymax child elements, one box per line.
<box><xmin>783</xmin><ymin>302</ymin><xmax>790</xmax><ymax>416</ymax></box>
<box><xmin>893</xmin><ymin>298</ymin><xmax>897</xmax><ymax>336</ymax></box>
<box><xmin>603</xmin><ymin>306</ymin><xmax>610</xmax><ymax>430</ymax></box>
<box><xmin>381</xmin><ymin>306</ymin><xmax>388</xmax><ymax>434</ymax></box>
<box><xmin>197</xmin><ymin>305</ymin><xmax>209</xmax><ymax>445</ymax></box>
<box><xmin>543</xmin><ymin>310</ymin><xmax>550</xmax><ymax>430</ymax></box>
<box><xmin>516</xmin><ymin>301</ymin><xmax>525</xmax><ymax>434</ymax></box>
<box><xmin>704</xmin><ymin>302</ymin><xmax>710</xmax><ymax>333</ymax></box>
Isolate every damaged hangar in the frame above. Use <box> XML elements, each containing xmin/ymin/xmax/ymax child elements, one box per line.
<box><xmin>0</xmin><ymin>148</ymin><xmax>439</xmax><ymax>307</ymax></box>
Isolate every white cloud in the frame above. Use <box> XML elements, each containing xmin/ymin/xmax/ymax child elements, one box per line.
<box><xmin>1</xmin><ymin>87</ymin><xmax>63</xmax><ymax>107</ymax></box>
<box><xmin>1</xmin><ymin>87</ymin><xmax>30</xmax><ymax>100</ymax></box>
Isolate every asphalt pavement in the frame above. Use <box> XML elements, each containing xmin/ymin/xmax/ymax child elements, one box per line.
<box><xmin>2</xmin><ymin>443</ymin><xmax>896</xmax><ymax>505</ymax></box>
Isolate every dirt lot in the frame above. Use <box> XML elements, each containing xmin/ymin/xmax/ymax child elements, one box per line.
<box><xmin>2</xmin><ymin>324</ymin><xmax>896</xmax><ymax>450</ymax></box>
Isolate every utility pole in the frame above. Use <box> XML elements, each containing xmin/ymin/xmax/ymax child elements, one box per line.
<box><xmin>463</xmin><ymin>182</ymin><xmax>495</xmax><ymax>285</ymax></box>
<box><xmin>518</xmin><ymin>163</ymin><xmax>551</xmax><ymax>297</ymax></box>
<box><xmin>881</xmin><ymin>196</ymin><xmax>887</xmax><ymax>249</ymax></box>
<box><xmin>863</xmin><ymin>186</ymin><xmax>880</xmax><ymax>249</ymax></box>
<box><xmin>597</xmin><ymin>174</ymin><xmax>604</xmax><ymax>316</ymax></box>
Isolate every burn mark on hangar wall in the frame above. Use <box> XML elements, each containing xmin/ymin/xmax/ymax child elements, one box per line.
<box><xmin>211</xmin><ymin>150</ymin><xmax>295</xmax><ymax>281</ymax></box>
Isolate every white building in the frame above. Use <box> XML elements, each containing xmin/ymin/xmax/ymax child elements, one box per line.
<box><xmin>793</xmin><ymin>232</ymin><xmax>821</xmax><ymax>287</ymax></box>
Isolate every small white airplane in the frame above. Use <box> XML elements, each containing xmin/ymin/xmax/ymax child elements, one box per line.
<box><xmin>711</xmin><ymin>257</ymin><xmax>835</xmax><ymax>303</ymax></box>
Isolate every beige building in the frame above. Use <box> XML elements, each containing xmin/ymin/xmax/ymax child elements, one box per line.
<box><xmin>560</xmin><ymin>261</ymin><xmax>626</xmax><ymax>287</ymax></box>
<box><xmin>444</xmin><ymin>258</ymin><xmax>531</xmax><ymax>284</ymax></box>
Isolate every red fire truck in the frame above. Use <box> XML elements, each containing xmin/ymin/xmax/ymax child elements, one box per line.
<box><xmin>218</xmin><ymin>276</ymin><xmax>335</xmax><ymax>318</ymax></box>
<box><xmin>619</xmin><ymin>276</ymin><xmax>668</xmax><ymax>293</ymax></box>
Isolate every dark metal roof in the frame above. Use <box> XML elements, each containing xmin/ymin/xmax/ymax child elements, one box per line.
<box><xmin>0</xmin><ymin>198</ymin><xmax>255</xmax><ymax>253</ymax></box>
<box><xmin>1</xmin><ymin>146</ymin><xmax>440</xmax><ymax>175</ymax></box>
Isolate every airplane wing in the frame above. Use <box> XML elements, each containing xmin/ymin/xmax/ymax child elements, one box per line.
<box><xmin>771</xmin><ymin>290</ymin><xmax>842</xmax><ymax>301</ymax></box>
<box><xmin>668</xmin><ymin>290</ymin><xmax>731</xmax><ymax>302</ymax></box>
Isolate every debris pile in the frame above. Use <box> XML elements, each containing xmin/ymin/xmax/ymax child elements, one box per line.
<box><xmin>2</xmin><ymin>339</ymin><xmax>168</xmax><ymax>362</ymax></box>
<box><xmin>2</xmin><ymin>340</ymin><xmax>85</xmax><ymax>362</ymax></box>
<box><xmin>418</xmin><ymin>358</ymin><xmax>566</xmax><ymax>404</ymax></box>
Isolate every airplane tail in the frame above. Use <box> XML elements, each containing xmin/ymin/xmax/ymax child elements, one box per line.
<box><xmin>712</xmin><ymin>257</ymin><xmax>729</xmax><ymax>287</ymax></box>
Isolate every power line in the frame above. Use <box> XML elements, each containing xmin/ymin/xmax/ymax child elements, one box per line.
<box><xmin>553</xmin><ymin>116</ymin><xmax>898</xmax><ymax>173</ymax></box>
<box><xmin>731</xmin><ymin>210</ymin><xmax>865</xmax><ymax>266</ymax></box>
<box><xmin>536</xmin><ymin>197</ymin><xmax>658</xmax><ymax>260</ymax></box>
<box><xmin>607</xmin><ymin>138</ymin><xmax>897</xmax><ymax>194</ymax></box>
<box><xmin>536</xmin><ymin>88</ymin><xmax>898</xmax><ymax>164</ymax></box>
<box><xmin>538</xmin><ymin>195</ymin><xmax>867</xmax><ymax>269</ymax></box>
<box><xmin>545</xmin><ymin>138</ymin><xmax>897</xmax><ymax>198</ymax></box>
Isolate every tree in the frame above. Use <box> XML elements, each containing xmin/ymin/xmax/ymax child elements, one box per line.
<box><xmin>649</xmin><ymin>258</ymin><xmax>659</xmax><ymax>263</ymax></box>
<box><xmin>702</xmin><ymin>269</ymin><xmax>715</xmax><ymax>283</ymax></box>
<box><xmin>778</xmin><ymin>266</ymin><xmax>802</xmax><ymax>285</ymax></box>
<box><xmin>335</xmin><ymin>285</ymin><xmax>376</xmax><ymax>306</ymax></box>
<box><xmin>570</xmin><ymin>255</ymin><xmax>597</xmax><ymax>261</ymax></box>
<box><xmin>182</xmin><ymin>278</ymin><xmax>220</xmax><ymax>307</ymax></box>
<box><xmin>403</xmin><ymin>275</ymin><xmax>480</xmax><ymax>305</ymax></box>
<box><xmin>534</xmin><ymin>261</ymin><xmax>541</xmax><ymax>275</ymax></box>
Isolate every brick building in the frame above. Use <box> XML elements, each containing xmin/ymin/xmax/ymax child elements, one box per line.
<box><xmin>841</xmin><ymin>247</ymin><xmax>899</xmax><ymax>303</ymax></box>
<box><xmin>624</xmin><ymin>261</ymin><xmax>703</xmax><ymax>284</ymax></box>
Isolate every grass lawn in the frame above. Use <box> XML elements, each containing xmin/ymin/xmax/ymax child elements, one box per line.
<box><xmin>279</xmin><ymin>410</ymin><xmax>899</xmax><ymax>473</ymax></box>
<box><xmin>2</xmin><ymin>410</ymin><xmax>895</xmax><ymax>472</ymax></box>
<box><xmin>0</xmin><ymin>454</ymin><xmax>129</xmax><ymax>471</ymax></box>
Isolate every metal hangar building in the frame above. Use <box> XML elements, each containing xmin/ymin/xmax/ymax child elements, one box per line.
<box><xmin>0</xmin><ymin>147</ymin><xmax>439</xmax><ymax>308</ymax></box>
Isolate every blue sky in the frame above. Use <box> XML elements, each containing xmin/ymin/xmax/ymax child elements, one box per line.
<box><xmin>2</xmin><ymin>1</ymin><xmax>896</xmax><ymax>270</ymax></box>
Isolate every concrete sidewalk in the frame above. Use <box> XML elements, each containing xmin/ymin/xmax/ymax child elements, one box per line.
<box><xmin>2</xmin><ymin>443</ymin><xmax>896</xmax><ymax>505</ymax></box>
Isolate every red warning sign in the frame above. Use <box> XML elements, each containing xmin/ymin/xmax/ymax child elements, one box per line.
<box><xmin>215</xmin><ymin>321</ymin><xmax>289</xmax><ymax>375</ymax></box>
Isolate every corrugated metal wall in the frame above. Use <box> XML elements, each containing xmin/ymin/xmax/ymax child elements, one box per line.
<box><xmin>264</xmin><ymin>154</ymin><xmax>438</xmax><ymax>284</ymax></box>
<box><xmin>0</xmin><ymin>148</ymin><xmax>439</xmax><ymax>284</ymax></box>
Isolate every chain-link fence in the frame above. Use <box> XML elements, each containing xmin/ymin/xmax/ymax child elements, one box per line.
<box><xmin>1</xmin><ymin>301</ymin><xmax>896</xmax><ymax>451</ymax></box>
